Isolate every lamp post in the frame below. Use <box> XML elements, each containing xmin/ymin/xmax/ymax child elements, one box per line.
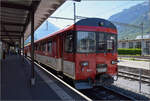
<box><xmin>74</xmin><ymin>2</ymin><xmax>76</xmax><ymax>25</ymax></box>
<box><xmin>140</xmin><ymin>22</ymin><xmax>144</xmax><ymax>56</ymax></box>
<box><xmin>73</xmin><ymin>0</ymin><xmax>80</xmax><ymax>53</ymax></box>
<box><xmin>139</xmin><ymin>22</ymin><xmax>144</xmax><ymax>93</ymax></box>
<box><xmin>30</xmin><ymin>7</ymin><xmax>35</xmax><ymax>86</ymax></box>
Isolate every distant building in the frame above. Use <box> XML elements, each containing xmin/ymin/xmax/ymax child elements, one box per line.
<box><xmin>136</xmin><ymin>35</ymin><xmax>150</xmax><ymax>39</ymax></box>
<box><xmin>118</xmin><ymin>35</ymin><xmax>150</xmax><ymax>55</ymax></box>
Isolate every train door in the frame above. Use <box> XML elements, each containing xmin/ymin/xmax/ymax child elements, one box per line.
<box><xmin>60</xmin><ymin>34</ymin><xmax>64</xmax><ymax>72</ymax></box>
<box><xmin>62</xmin><ymin>31</ymin><xmax>75</xmax><ymax>79</ymax></box>
<box><xmin>52</xmin><ymin>38</ymin><xmax>57</xmax><ymax>69</ymax></box>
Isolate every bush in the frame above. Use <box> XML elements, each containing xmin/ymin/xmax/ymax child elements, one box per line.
<box><xmin>118</xmin><ymin>48</ymin><xmax>141</xmax><ymax>55</ymax></box>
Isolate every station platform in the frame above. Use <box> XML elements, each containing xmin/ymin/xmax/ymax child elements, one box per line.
<box><xmin>1</xmin><ymin>55</ymin><xmax>86</xmax><ymax>100</ymax></box>
<box><xmin>118</xmin><ymin>58</ymin><xmax>150</xmax><ymax>70</ymax></box>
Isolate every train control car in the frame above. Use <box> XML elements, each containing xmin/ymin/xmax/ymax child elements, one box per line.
<box><xmin>25</xmin><ymin>18</ymin><xmax>118</xmax><ymax>89</ymax></box>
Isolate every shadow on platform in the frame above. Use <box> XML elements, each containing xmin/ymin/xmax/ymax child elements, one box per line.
<box><xmin>1</xmin><ymin>55</ymin><xmax>61</xmax><ymax>100</ymax></box>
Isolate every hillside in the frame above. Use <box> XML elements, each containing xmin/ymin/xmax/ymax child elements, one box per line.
<box><xmin>25</xmin><ymin>21</ymin><xmax>60</xmax><ymax>45</ymax></box>
<box><xmin>109</xmin><ymin>2</ymin><xmax>150</xmax><ymax>40</ymax></box>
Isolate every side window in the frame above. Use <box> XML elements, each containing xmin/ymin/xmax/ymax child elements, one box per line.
<box><xmin>64</xmin><ymin>34</ymin><xmax>73</xmax><ymax>53</ymax></box>
<box><xmin>42</xmin><ymin>43</ymin><xmax>44</xmax><ymax>51</ymax></box>
<box><xmin>44</xmin><ymin>43</ymin><xmax>46</xmax><ymax>51</ymax></box>
<box><xmin>41</xmin><ymin>43</ymin><xmax>46</xmax><ymax>51</ymax></box>
<box><xmin>38</xmin><ymin>43</ymin><xmax>42</xmax><ymax>51</ymax></box>
<box><xmin>34</xmin><ymin>45</ymin><xmax>36</xmax><ymax>50</ymax></box>
<box><xmin>47</xmin><ymin>41</ymin><xmax>52</xmax><ymax>54</ymax></box>
<box><xmin>106</xmin><ymin>34</ymin><xmax>117</xmax><ymax>52</ymax></box>
<box><xmin>35</xmin><ymin>44</ymin><xmax>37</xmax><ymax>50</ymax></box>
<box><xmin>38</xmin><ymin>44</ymin><xmax>41</xmax><ymax>51</ymax></box>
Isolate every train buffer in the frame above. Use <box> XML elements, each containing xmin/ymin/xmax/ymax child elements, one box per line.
<box><xmin>1</xmin><ymin>55</ymin><xmax>88</xmax><ymax>100</ymax></box>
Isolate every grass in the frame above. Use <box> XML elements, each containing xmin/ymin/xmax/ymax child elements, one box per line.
<box><xmin>119</xmin><ymin>54</ymin><xmax>141</xmax><ymax>56</ymax></box>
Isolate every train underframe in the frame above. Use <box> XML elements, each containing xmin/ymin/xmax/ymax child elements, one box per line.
<box><xmin>74</xmin><ymin>73</ymin><xmax>115</xmax><ymax>89</ymax></box>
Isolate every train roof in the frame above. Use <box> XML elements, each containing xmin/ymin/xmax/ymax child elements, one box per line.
<box><xmin>76</xmin><ymin>18</ymin><xmax>116</xmax><ymax>29</ymax></box>
<box><xmin>25</xmin><ymin>18</ymin><xmax>116</xmax><ymax>47</ymax></box>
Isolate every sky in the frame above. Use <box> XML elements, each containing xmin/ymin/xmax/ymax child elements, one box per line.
<box><xmin>47</xmin><ymin>0</ymin><xmax>147</xmax><ymax>29</ymax></box>
<box><xmin>26</xmin><ymin>0</ymin><xmax>148</xmax><ymax>43</ymax></box>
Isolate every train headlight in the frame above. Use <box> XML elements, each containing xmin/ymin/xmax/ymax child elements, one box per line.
<box><xmin>111</xmin><ymin>60</ymin><xmax>119</xmax><ymax>65</ymax></box>
<box><xmin>80</xmin><ymin>61</ymin><xmax>89</xmax><ymax>67</ymax></box>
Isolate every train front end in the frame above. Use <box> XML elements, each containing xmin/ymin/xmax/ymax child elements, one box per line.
<box><xmin>74</xmin><ymin>18</ymin><xmax>118</xmax><ymax>89</ymax></box>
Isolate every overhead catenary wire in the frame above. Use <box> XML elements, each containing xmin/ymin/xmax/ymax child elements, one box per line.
<box><xmin>48</xmin><ymin>0</ymin><xmax>148</xmax><ymax>29</ymax></box>
<box><xmin>49</xmin><ymin>15</ymin><xmax>143</xmax><ymax>28</ymax></box>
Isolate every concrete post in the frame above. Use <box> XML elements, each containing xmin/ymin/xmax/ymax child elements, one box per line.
<box><xmin>21</xmin><ymin>35</ymin><xmax>24</xmax><ymax>62</ymax></box>
<box><xmin>23</xmin><ymin>35</ymin><xmax>24</xmax><ymax>57</ymax></box>
<box><xmin>30</xmin><ymin>7</ymin><xmax>35</xmax><ymax>86</ymax></box>
<box><xmin>19</xmin><ymin>38</ymin><xmax>21</xmax><ymax>55</ymax></box>
<box><xmin>141</xmin><ymin>23</ymin><xmax>144</xmax><ymax>56</ymax></box>
<box><xmin>0</xmin><ymin>41</ymin><xmax>2</xmax><ymax>61</ymax></box>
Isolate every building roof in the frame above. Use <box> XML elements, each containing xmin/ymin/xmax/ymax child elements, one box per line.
<box><xmin>136</xmin><ymin>34</ymin><xmax>150</xmax><ymax>39</ymax></box>
<box><xmin>1</xmin><ymin>0</ymin><xmax>65</xmax><ymax>46</ymax></box>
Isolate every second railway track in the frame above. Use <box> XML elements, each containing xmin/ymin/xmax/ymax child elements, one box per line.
<box><xmin>80</xmin><ymin>86</ymin><xmax>134</xmax><ymax>100</ymax></box>
<box><xmin>118</xmin><ymin>70</ymin><xmax>150</xmax><ymax>84</ymax></box>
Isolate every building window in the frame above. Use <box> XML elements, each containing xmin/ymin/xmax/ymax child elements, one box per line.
<box><xmin>122</xmin><ymin>42</ymin><xmax>126</xmax><ymax>48</ymax></box>
<box><xmin>129</xmin><ymin>42</ymin><xmax>133</xmax><ymax>48</ymax></box>
<box><xmin>146</xmin><ymin>41</ymin><xmax>150</xmax><ymax>48</ymax></box>
<box><xmin>135</xmin><ymin>42</ymin><xmax>141</xmax><ymax>48</ymax></box>
<box><xmin>146</xmin><ymin>41</ymin><xmax>150</xmax><ymax>54</ymax></box>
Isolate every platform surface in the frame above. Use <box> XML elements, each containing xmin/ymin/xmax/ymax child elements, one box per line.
<box><xmin>118</xmin><ymin>59</ymin><xmax>150</xmax><ymax>70</ymax></box>
<box><xmin>1</xmin><ymin>55</ymin><xmax>85</xmax><ymax>100</ymax></box>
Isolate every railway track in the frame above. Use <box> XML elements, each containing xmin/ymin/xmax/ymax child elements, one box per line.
<box><xmin>80</xmin><ymin>86</ymin><xmax>134</xmax><ymax>100</ymax></box>
<box><xmin>118</xmin><ymin>70</ymin><xmax>150</xmax><ymax>84</ymax></box>
<box><xmin>36</xmin><ymin>64</ymin><xmax>135</xmax><ymax>100</ymax></box>
<box><xmin>40</xmin><ymin>63</ymin><xmax>135</xmax><ymax>100</ymax></box>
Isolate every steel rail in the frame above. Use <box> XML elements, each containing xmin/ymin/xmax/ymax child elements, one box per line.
<box><xmin>80</xmin><ymin>86</ymin><xmax>135</xmax><ymax>100</ymax></box>
<box><xmin>102</xmin><ymin>86</ymin><xmax>136</xmax><ymax>101</ymax></box>
<box><xmin>118</xmin><ymin>70</ymin><xmax>150</xmax><ymax>83</ymax></box>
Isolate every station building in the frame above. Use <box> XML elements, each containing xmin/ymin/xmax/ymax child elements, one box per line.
<box><xmin>118</xmin><ymin>35</ymin><xmax>150</xmax><ymax>55</ymax></box>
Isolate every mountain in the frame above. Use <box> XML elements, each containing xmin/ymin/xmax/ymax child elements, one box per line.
<box><xmin>25</xmin><ymin>21</ymin><xmax>60</xmax><ymax>45</ymax></box>
<box><xmin>109</xmin><ymin>2</ymin><xmax>150</xmax><ymax>40</ymax></box>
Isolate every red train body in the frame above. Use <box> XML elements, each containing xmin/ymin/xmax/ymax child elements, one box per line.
<box><xmin>24</xmin><ymin>18</ymin><xmax>118</xmax><ymax>89</ymax></box>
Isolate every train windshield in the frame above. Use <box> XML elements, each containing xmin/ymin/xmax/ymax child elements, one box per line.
<box><xmin>77</xmin><ymin>31</ymin><xmax>96</xmax><ymax>53</ymax></box>
<box><xmin>77</xmin><ymin>31</ymin><xmax>117</xmax><ymax>53</ymax></box>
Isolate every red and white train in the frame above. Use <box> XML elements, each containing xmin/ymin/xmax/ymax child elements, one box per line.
<box><xmin>24</xmin><ymin>18</ymin><xmax>118</xmax><ymax>89</ymax></box>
